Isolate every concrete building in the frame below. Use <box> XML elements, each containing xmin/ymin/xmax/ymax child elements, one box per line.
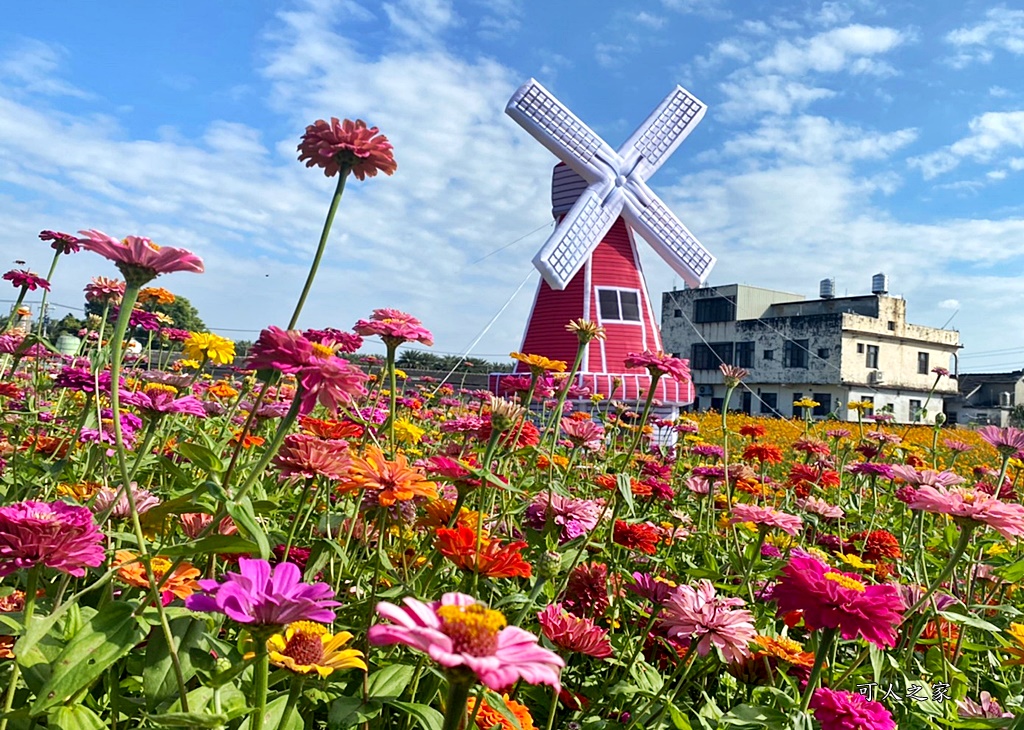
<box><xmin>661</xmin><ymin>278</ymin><xmax>961</xmax><ymax>423</ymax></box>
<box><xmin>944</xmin><ymin>370</ymin><xmax>1024</xmax><ymax>427</ymax></box>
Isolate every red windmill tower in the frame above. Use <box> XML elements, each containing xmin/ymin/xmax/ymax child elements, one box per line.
<box><xmin>495</xmin><ymin>79</ymin><xmax>716</xmax><ymax>407</ymax></box>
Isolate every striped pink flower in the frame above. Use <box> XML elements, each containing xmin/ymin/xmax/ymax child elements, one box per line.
<box><xmin>537</xmin><ymin>603</ymin><xmax>613</xmax><ymax>658</ymax></box>
<box><xmin>908</xmin><ymin>485</ymin><xmax>1024</xmax><ymax>541</ymax></box>
<box><xmin>660</xmin><ymin>580</ymin><xmax>756</xmax><ymax>663</ymax></box>
<box><xmin>730</xmin><ymin>503</ymin><xmax>803</xmax><ymax>536</ymax></box>
<box><xmin>77</xmin><ymin>229</ymin><xmax>204</xmax><ymax>284</ymax></box>
<box><xmin>368</xmin><ymin>592</ymin><xmax>563</xmax><ymax>690</ymax></box>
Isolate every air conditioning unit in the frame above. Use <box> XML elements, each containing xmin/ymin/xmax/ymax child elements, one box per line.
<box><xmin>869</xmin><ymin>371</ymin><xmax>885</xmax><ymax>385</ymax></box>
<box><xmin>1000</xmin><ymin>392</ymin><xmax>1013</xmax><ymax>407</ymax></box>
<box><xmin>697</xmin><ymin>385</ymin><xmax>713</xmax><ymax>397</ymax></box>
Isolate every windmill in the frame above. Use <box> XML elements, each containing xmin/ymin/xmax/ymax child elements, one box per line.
<box><xmin>495</xmin><ymin>78</ymin><xmax>716</xmax><ymax>407</ymax></box>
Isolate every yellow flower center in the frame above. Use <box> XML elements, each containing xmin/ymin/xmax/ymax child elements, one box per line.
<box><xmin>436</xmin><ymin>604</ymin><xmax>507</xmax><ymax>657</ymax></box>
<box><xmin>824</xmin><ymin>572</ymin><xmax>866</xmax><ymax>592</ymax></box>
<box><xmin>310</xmin><ymin>342</ymin><xmax>335</xmax><ymax>360</ymax></box>
<box><xmin>282</xmin><ymin>622</ymin><xmax>327</xmax><ymax>666</ymax></box>
<box><xmin>144</xmin><ymin>383</ymin><xmax>178</xmax><ymax>395</ymax></box>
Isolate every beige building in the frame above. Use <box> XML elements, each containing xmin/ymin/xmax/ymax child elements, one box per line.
<box><xmin>661</xmin><ymin>278</ymin><xmax>961</xmax><ymax>423</ymax></box>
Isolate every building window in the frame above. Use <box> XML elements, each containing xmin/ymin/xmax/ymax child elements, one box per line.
<box><xmin>764</xmin><ymin>349</ymin><xmax>774</xmax><ymax>361</ymax></box>
<box><xmin>597</xmin><ymin>288</ymin><xmax>641</xmax><ymax>323</ymax></box>
<box><xmin>817</xmin><ymin>348</ymin><xmax>830</xmax><ymax>360</ymax></box>
<box><xmin>862</xmin><ymin>396</ymin><xmax>874</xmax><ymax>417</ymax></box>
<box><xmin>857</xmin><ymin>343</ymin><xmax>864</xmax><ymax>354</ymax></box>
<box><xmin>674</xmin><ymin>308</ymin><xmax>682</xmax><ymax>318</ymax></box>
<box><xmin>813</xmin><ymin>393</ymin><xmax>832</xmax><ymax>417</ymax></box>
<box><xmin>691</xmin><ymin>342</ymin><xmax>734</xmax><ymax>370</ymax></box>
<box><xmin>693</xmin><ymin>296</ymin><xmax>736</xmax><ymax>323</ymax></box>
<box><xmin>760</xmin><ymin>392</ymin><xmax>778</xmax><ymax>414</ymax></box>
<box><xmin>783</xmin><ymin>339</ymin><xmax>809</xmax><ymax>368</ymax></box>
<box><xmin>887</xmin><ymin>321</ymin><xmax>896</xmax><ymax>331</ymax></box>
<box><xmin>917</xmin><ymin>352</ymin><xmax>929</xmax><ymax>375</ymax></box>
<box><xmin>865</xmin><ymin>345</ymin><xmax>879</xmax><ymax>369</ymax></box>
<box><xmin>736</xmin><ymin>341</ymin><xmax>754</xmax><ymax>368</ymax></box>
<box><xmin>909</xmin><ymin>398</ymin><xmax>922</xmax><ymax>422</ymax></box>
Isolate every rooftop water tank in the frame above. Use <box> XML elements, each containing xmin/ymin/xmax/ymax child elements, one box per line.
<box><xmin>820</xmin><ymin>278</ymin><xmax>835</xmax><ymax>299</ymax></box>
<box><xmin>871</xmin><ymin>272</ymin><xmax>889</xmax><ymax>295</ymax></box>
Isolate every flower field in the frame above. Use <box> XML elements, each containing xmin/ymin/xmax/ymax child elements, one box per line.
<box><xmin>2</xmin><ymin>119</ymin><xmax>1024</xmax><ymax>730</ymax></box>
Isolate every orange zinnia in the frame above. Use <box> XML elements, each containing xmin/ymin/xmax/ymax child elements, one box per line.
<box><xmin>113</xmin><ymin>550</ymin><xmax>200</xmax><ymax>604</ymax></box>
<box><xmin>300</xmin><ymin>416</ymin><xmax>364</xmax><ymax>440</ymax></box>
<box><xmin>436</xmin><ymin>525</ymin><xmax>532</xmax><ymax>578</ymax></box>
<box><xmin>137</xmin><ymin>286</ymin><xmax>176</xmax><ymax>305</ymax></box>
<box><xmin>467</xmin><ymin>694</ymin><xmax>535</xmax><ymax>730</ymax></box>
<box><xmin>510</xmin><ymin>352</ymin><xmax>567</xmax><ymax>376</ymax></box>
<box><xmin>418</xmin><ymin>499</ymin><xmax>482</xmax><ymax>531</ymax></box>
<box><xmin>207</xmin><ymin>382</ymin><xmax>239</xmax><ymax>399</ymax></box>
<box><xmin>339</xmin><ymin>445</ymin><xmax>437</xmax><ymax>506</ymax></box>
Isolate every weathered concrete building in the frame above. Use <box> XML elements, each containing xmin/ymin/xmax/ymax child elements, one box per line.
<box><xmin>944</xmin><ymin>370</ymin><xmax>1024</xmax><ymax>427</ymax></box>
<box><xmin>661</xmin><ymin>279</ymin><xmax>961</xmax><ymax>423</ymax></box>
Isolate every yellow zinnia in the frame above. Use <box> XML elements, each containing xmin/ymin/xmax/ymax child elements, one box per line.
<box><xmin>267</xmin><ymin>622</ymin><xmax>367</xmax><ymax>678</ymax></box>
<box><xmin>183</xmin><ymin>332</ymin><xmax>236</xmax><ymax>365</ymax></box>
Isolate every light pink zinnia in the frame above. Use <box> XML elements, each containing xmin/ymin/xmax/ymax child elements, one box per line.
<box><xmin>297</xmin><ymin>118</ymin><xmax>397</xmax><ymax>180</ymax></box>
<box><xmin>84</xmin><ymin>276</ymin><xmax>126</xmax><ymax>303</ymax></box>
<box><xmin>798</xmin><ymin>496</ymin><xmax>844</xmax><ymax>520</ymax></box>
<box><xmin>77</xmin><ymin>229</ymin><xmax>204</xmax><ymax>284</ymax></box>
<box><xmin>120</xmin><ymin>389</ymin><xmax>207</xmax><ymax>418</ymax></box>
<box><xmin>890</xmin><ymin>464</ymin><xmax>965</xmax><ymax>488</ymax></box>
<box><xmin>537</xmin><ymin>603</ymin><xmax>613</xmax><ymax>658</ymax></box>
<box><xmin>957</xmin><ymin>691</ymin><xmax>1013</xmax><ymax>719</ymax></box>
<box><xmin>273</xmin><ymin>433</ymin><xmax>350</xmax><ymax>480</ymax></box>
<box><xmin>978</xmin><ymin>425</ymin><xmax>1024</xmax><ymax>457</ymax></box>
<box><xmin>0</xmin><ymin>501</ymin><xmax>105</xmax><ymax>577</ymax></box>
<box><xmin>354</xmin><ymin>308</ymin><xmax>434</xmax><ymax>347</ymax></box>
<box><xmin>730</xmin><ymin>503</ymin><xmax>804</xmax><ymax>536</ymax></box>
<box><xmin>298</xmin><ymin>356</ymin><xmax>369</xmax><ymax>416</ymax></box>
<box><xmin>180</xmin><ymin>513</ymin><xmax>237</xmax><ymax>539</ymax></box>
<box><xmin>660</xmin><ymin>580</ymin><xmax>756</xmax><ymax>663</ymax></box>
<box><xmin>92</xmin><ymin>484</ymin><xmax>162</xmax><ymax>519</ymax></box>
<box><xmin>368</xmin><ymin>592</ymin><xmax>564</xmax><ymax>690</ymax></box>
<box><xmin>560</xmin><ymin>417</ymin><xmax>605</xmax><ymax>450</ymax></box>
<box><xmin>624</xmin><ymin>350</ymin><xmax>691</xmax><ymax>383</ymax></box>
<box><xmin>908</xmin><ymin>485</ymin><xmax>1024</xmax><ymax>540</ymax></box>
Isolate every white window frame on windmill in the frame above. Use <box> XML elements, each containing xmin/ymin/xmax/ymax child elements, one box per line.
<box><xmin>595</xmin><ymin>287</ymin><xmax>644</xmax><ymax>325</ymax></box>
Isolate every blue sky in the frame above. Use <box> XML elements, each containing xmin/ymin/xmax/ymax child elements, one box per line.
<box><xmin>1</xmin><ymin>1</ymin><xmax>1023</xmax><ymax>370</ymax></box>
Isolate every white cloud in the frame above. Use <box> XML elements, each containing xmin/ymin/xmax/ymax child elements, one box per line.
<box><xmin>946</xmin><ymin>7</ymin><xmax>1024</xmax><ymax>65</ymax></box>
<box><xmin>632</xmin><ymin>11</ymin><xmax>666</xmax><ymax>29</ymax></box>
<box><xmin>719</xmin><ymin>75</ymin><xmax>835</xmax><ymax>120</ymax></box>
<box><xmin>382</xmin><ymin>0</ymin><xmax>459</xmax><ymax>44</ymax></box>
<box><xmin>909</xmin><ymin>110</ymin><xmax>1024</xmax><ymax>179</ymax></box>
<box><xmin>938</xmin><ymin>298</ymin><xmax>960</xmax><ymax>310</ymax></box>
<box><xmin>0</xmin><ymin>38</ymin><xmax>93</xmax><ymax>99</ymax></box>
<box><xmin>755</xmin><ymin>25</ymin><xmax>905</xmax><ymax>76</ymax></box>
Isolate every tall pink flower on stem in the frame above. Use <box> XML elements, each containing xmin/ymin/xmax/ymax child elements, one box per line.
<box><xmin>908</xmin><ymin>485</ymin><xmax>1024</xmax><ymax>541</ymax></box>
<box><xmin>246</xmin><ymin>326</ymin><xmax>314</xmax><ymax>374</ymax></box>
<box><xmin>0</xmin><ymin>501</ymin><xmax>105</xmax><ymax>577</ymax></box>
<box><xmin>76</xmin><ymin>229</ymin><xmax>204</xmax><ymax>286</ymax></box>
<box><xmin>39</xmin><ymin>229</ymin><xmax>80</xmax><ymax>255</ymax></box>
<box><xmin>369</xmin><ymin>592</ymin><xmax>563</xmax><ymax>730</ymax></box>
<box><xmin>3</xmin><ymin>270</ymin><xmax>49</xmax><ymax>292</ymax></box>
<box><xmin>537</xmin><ymin>603</ymin><xmax>613</xmax><ymax>658</ymax></box>
<box><xmin>624</xmin><ymin>350</ymin><xmax>691</xmax><ymax>384</ymax></box>
<box><xmin>298</xmin><ymin>355</ymin><xmax>369</xmax><ymax>416</ymax></box>
<box><xmin>659</xmin><ymin>580</ymin><xmax>756</xmax><ymax>663</ymax></box>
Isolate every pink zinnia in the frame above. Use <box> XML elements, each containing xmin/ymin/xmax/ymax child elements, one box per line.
<box><xmin>247</xmin><ymin>326</ymin><xmax>314</xmax><ymax>374</ymax></box>
<box><xmin>3</xmin><ymin>269</ymin><xmax>49</xmax><ymax>292</ymax></box>
<box><xmin>354</xmin><ymin>308</ymin><xmax>433</xmax><ymax>347</ymax></box>
<box><xmin>624</xmin><ymin>350</ymin><xmax>691</xmax><ymax>383</ymax></box>
<box><xmin>76</xmin><ymin>229</ymin><xmax>204</xmax><ymax>284</ymax></box>
<box><xmin>186</xmin><ymin>557</ymin><xmax>339</xmax><ymax>626</ymax></box>
<box><xmin>730</xmin><ymin>503</ymin><xmax>803</xmax><ymax>536</ymax></box>
<box><xmin>368</xmin><ymin>592</ymin><xmax>564</xmax><ymax>690</ymax></box>
<box><xmin>537</xmin><ymin>603</ymin><xmax>613</xmax><ymax>658</ymax></box>
<box><xmin>273</xmin><ymin>433</ymin><xmax>350</xmax><ymax>480</ymax></box>
<box><xmin>810</xmin><ymin>688</ymin><xmax>895</xmax><ymax>730</ymax></box>
<box><xmin>120</xmin><ymin>389</ymin><xmax>207</xmax><ymax>418</ymax></box>
<box><xmin>660</xmin><ymin>580</ymin><xmax>755</xmax><ymax>663</ymax></box>
<box><xmin>39</xmin><ymin>229</ymin><xmax>80</xmax><ymax>254</ymax></box>
<box><xmin>890</xmin><ymin>464</ymin><xmax>965</xmax><ymax>488</ymax></box>
<box><xmin>92</xmin><ymin>484</ymin><xmax>162</xmax><ymax>519</ymax></box>
<box><xmin>772</xmin><ymin>554</ymin><xmax>905</xmax><ymax>648</ymax></box>
<box><xmin>84</xmin><ymin>276</ymin><xmax>126</xmax><ymax>303</ymax></box>
<box><xmin>180</xmin><ymin>513</ymin><xmax>237</xmax><ymax>539</ymax></box>
<box><xmin>524</xmin><ymin>493</ymin><xmax>604</xmax><ymax>542</ymax></box>
<box><xmin>297</xmin><ymin>118</ymin><xmax>397</xmax><ymax>180</ymax></box>
<box><xmin>298</xmin><ymin>356</ymin><xmax>369</xmax><ymax>416</ymax></box>
<box><xmin>907</xmin><ymin>485</ymin><xmax>1024</xmax><ymax>540</ymax></box>
<box><xmin>798</xmin><ymin>497</ymin><xmax>844</xmax><ymax>520</ymax></box>
<box><xmin>560</xmin><ymin>417</ymin><xmax>605</xmax><ymax>450</ymax></box>
<box><xmin>0</xmin><ymin>501</ymin><xmax>105</xmax><ymax>577</ymax></box>
<box><xmin>978</xmin><ymin>425</ymin><xmax>1024</xmax><ymax>457</ymax></box>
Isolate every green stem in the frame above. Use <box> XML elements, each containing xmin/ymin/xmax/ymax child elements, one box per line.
<box><xmin>440</xmin><ymin>679</ymin><xmax>473</xmax><ymax>730</ymax></box>
<box><xmin>283</xmin><ymin>478</ymin><xmax>315</xmax><ymax>560</ymax></box>
<box><xmin>904</xmin><ymin>523</ymin><xmax>974</xmax><ymax>618</ymax></box>
<box><xmin>287</xmin><ymin>171</ymin><xmax>348</xmax><ymax>330</ymax></box>
<box><xmin>386</xmin><ymin>343</ymin><xmax>398</xmax><ymax>451</ymax></box>
<box><xmin>0</xmin><ymin>567</ymin><xmax>39</xmax><ymax>730</ymax></box>
<box><xmin>35</xmin><ymin>250</ymin><xmax>61</xmax><ymax>340</ymax></box>
<box><xmin>625</xmin><ymin>374</ymin><xmax>662</xmax><ymax>463</ymax></box>
<box><xmin>251</xmin><ymin>638</ymin><xmax>270</xmax><ymax>730</ymax></box>
<box><xmin>799</xmin><ymin>628</ymin><xmax>836</xmax><ymax>712</ymax></box>
<box><xmin>279</xmin><ymin>676</ymin><xmax>303</xmax><ymax>730</ymax></box>
<box><xmin>544</xmin><ymin>339</ymin><xmax>587</xmax><ymax>448</ymax></box>
<box><xmin>3</xmin><ymin>287</ymin><xmax>28</xmax><ymax>332</ymax></box>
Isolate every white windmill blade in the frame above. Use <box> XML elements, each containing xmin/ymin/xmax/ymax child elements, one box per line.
<box><xmin>506</xmin><ymin>78</ymin><xmax>621</xmax><ymax>183</ymax></box>
<box><xmin>533</xmin><ymin>185</ymin><xmax>623</xmax><ymax>290</ymax></box>
<box><xmin>621</xmin><ymin>186</ymin><xmax>715</xmax><ymax>288</ymax></box>
<box><xmin>621</xmin><ymin>86</ymin><xmax>707</xmax><ymax>180</ymax></box>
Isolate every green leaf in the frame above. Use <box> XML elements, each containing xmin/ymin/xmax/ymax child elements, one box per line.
<box><xmin>666</xmin><ymin>701</ymin><xmax>694</xmax><ymax>730</ymax></box>
<box><xmin>48</xmin><ymin>705</ymin><xmax>107</xmax><ymax>730</ymax></box>
<box><xmin>366</xmin><ymin>663</ymin><xmax>415</xmax><ymax>698</ymax></box>
<box><xmin>385</xmin><ymin>701</ymin><xmax>444</xmax><ymax>730</ymax></box>
<box><xmin>160</xmin><ymin>534</ymin><xmax>259</xmax><ymax>557</ymax></box>
<box><xmin>717</xmin><ymin>704</ymin><xmax>791</xmax><ymax>727</ymax></box>
<box><xmin>996</xmin><ymin>557</ymin><xmax>1024</xmax><ymax>583</ymax></box>
<box><xmin>480</xmin><ymin>690</ymin><xmax>522</xmax><ymax>730</ymax></box>
<box><xmin>144</xmin><ymin>616</ymin><xmax>204</xmax><ymax>710</ymax></box>
<box><xmin>938</xmin><ymin>609</ymin><xmax>1001</xmax><ymax>632</ymax></box>
<box><xmin>328</xmin><ymin>697</ymin><xmax>382</xmax><ymax>729</ymax></box>
<box><xmin>30</xmin><ymin>601</ymin><xmax>147</xmax><ymax>716</ymax></box>
<box><xmin>177</xmin><ymin>442</ymin><xmax>225</xmax><ymax>473</ymax></box>
<box><xmin>147</xmin><ymin>712</ymin><xmax>230</xmax><ymax>728</ymax></box>
<box><xmin>226</xmin><ymin>496</ymin><xmax>271</xmax><ymax>560</ymax></box>
<box><xmin>238</xmin><ymin>694</ymin><xmax>303</xmax><ymax>730</ymax></box>
<box><xmin>616</xmin><ymin>473</ymin><xmax>635</xmax><ymax>516</ymax></box>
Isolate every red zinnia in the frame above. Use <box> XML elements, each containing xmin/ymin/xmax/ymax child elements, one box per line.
<box><xmin>563</xmin><ymin>562</ymin><xmax>612</xmax><ymax>618</ymax></box>
<box><xmin>435</xmin><ymin>525</ymin><xmax>532</xmax><ymax>579</ymax></box>
<box><xmin>847</xmin><ymin>530</ymin><xmax>902</xmax><ymax>561</ymax></box>
<box><xmin>742</xmin><ymin>443</ymin><xmax>784</xmax><ymax>464</ymax></box>
<box><xmin>613</xmin><ymin>520</ymin><xmax>660</xmax><ymax>555</ymax></box>
<box><xmin>298</xmin><ymin>118</ymin><xmax>397</xmax><ymax>180</ymax></box>
<box><xmin>537</xmin><ymin>604</ymin><xmax>613</xmax><ymax>658</ymax></box>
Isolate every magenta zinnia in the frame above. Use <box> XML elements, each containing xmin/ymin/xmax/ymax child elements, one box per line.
<box><xmin>978</xmin><ymin>425</ymin><xmax>1024</xmax><ymax>458</ymax></box>
<box><xmin>39</xmin><ymin>229</ymin><xmax>80</xmax><ymax>254</ymax></box>
<box><xmin>771</xmin><ymin>554</ymin><xmax>905</xmax><ymax>648</ymax></box>
<box><xmin>660</xmin><ymin>580</ymin><xmax>756</xmax><ymax>663</ymax></box>
<box><xmin>354</xmin><ymin>308</ymin><xmax>434</xmax><ymax>347</ymax></box>
<box><xmin>368</xmin><ymin>592</ymin><xmax>563</xmax><ymax>690</ymax></box>
<box><xmin>0</xmin><ymin>500</ymin><xmax>105</xmax><ymax>577</ymax></box>
<box><xmin>297</xmin><ymin>118</ymin><xmax>397</xmax><ymax>180</ymax></box>
<box><xmin>624</xmin><ymin>350</ymin><xmax>691</xmax><ymax>383</ymax></box>
<box><xmin>247</xmin><ymin>326</ymin><xmax>314</xmax><ymax>374</ymax></box>
<box><xmin>537</xmin><ymin>603</ymin><xmax>613</xmax><ymax>658</ymax></box>
<box><xmin>185</xmin><ymin>558</ymin><xmax>339</xmax><ymax>626</ymax></box>
<box><xmin>810</xmin><ymin>688</ymin><xmax>896</xmax><ymax>730</ymax></box>
<box><xmin>3</xmin><ymin>269</ymin><xmax>49</xmax><ymax>292</ymax></box>
<box><xmin>76</xmin><ymin>229</ymin><xmax>204</xmax><ymax>285</ymax></box>
<box><xmin>298</xmin><ymin>355</ymin><xmax>369</xmax><ymax>416</ymax></box>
